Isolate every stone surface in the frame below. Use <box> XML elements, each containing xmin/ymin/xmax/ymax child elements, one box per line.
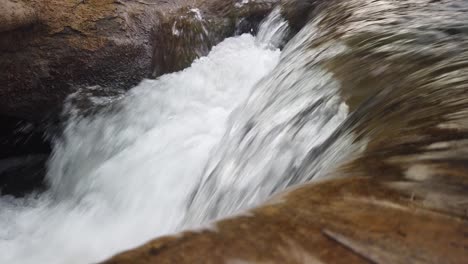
<box><xmin>152</xmin><ymin>0</ymin><xmax>277</xmax><ymax>76</ymax></box>
<box><xmin>0</xmin><ymin>0</ymin><xmax>278</xmax><ymax>121</ymax></box>
<box><xmin>0</xmin><ymin>0</ymin><xmax>37</xmax><ymax>32</ymax></box>
<box><xmin>280</xmin><ymin>0</ymin><xmax>319</xmax><ymax>32</ymax></box>
<box><xmin>104</xmin><ymin>176</ymin><xmax>468</xmax><ymax>264</ymax></box>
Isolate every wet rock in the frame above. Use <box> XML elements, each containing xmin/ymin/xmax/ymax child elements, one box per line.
<box><xmin>280</xmin><ymin>0</ymin><xmax>323</xmax><ymax>32</ymax></box>
<box><xmin>0</xmin><ymin>0</ymin><xmax>155</xmax><ymax>121</ymax></box>
<box><xmin>151</xmin><ymin>7</ymin><xmax>228</xmax><ymax>77</ymax></box>
<box><xmin>0</xmin><ymin>0</ymin><xmax>279</xmax><ymax>122</ymax></box>
<box><xmin>104</xmin><ymin>175</ymin><xmax>468</xmax><ymax>264</ymax></box>
<box><xmin>152</xmin><ymin>0</ymin><xmax>279</xmax><ymax>76</ymax></box>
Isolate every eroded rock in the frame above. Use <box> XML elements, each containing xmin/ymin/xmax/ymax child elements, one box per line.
<box><xmin>0</xmin><ymin>0</ymin><xmax>278</xmax><ymax>121</ymax></box>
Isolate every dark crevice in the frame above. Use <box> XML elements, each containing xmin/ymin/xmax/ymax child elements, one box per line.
<box><xmin>0</xmin><ymin>114</ymin><xmax>53</xmax><ymax>197</ymax></box>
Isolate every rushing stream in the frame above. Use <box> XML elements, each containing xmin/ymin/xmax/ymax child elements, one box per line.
<box><xmin>0</xmin><ymin>9</ymin><xmax>297</xmax><ymax>264</ymax></box>
<box><xmin>3</xmin><ymin>0</ymin><xmax>468</xmax><ymax>263</ymax></box>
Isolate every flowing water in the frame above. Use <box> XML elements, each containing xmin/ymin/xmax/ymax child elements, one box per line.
<box><xmin>0</xmin><ymin>9</ymin><xmax>291</xmax><ymax>264</ymax></box>
<box><xmin>2</xmin><ymin>0</ymin><xmax>468</xmax><ymax>263</ymax></box>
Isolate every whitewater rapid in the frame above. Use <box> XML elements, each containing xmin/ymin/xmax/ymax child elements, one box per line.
<box><xmin>0</xmin><ymin>8</ymin><xmax>351</xmax><ymax>263</ymax></box>
<box><xmin>0</xmin><ymin>30</ymin><xmax>281</xmax><ymax>264</ymax></box>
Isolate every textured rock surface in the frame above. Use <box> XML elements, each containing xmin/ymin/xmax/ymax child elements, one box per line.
<box><xmin>1</xmin><ymin>0</ymin><xmax>153</xmax><ymax>120</ymax></box>
<box><xmin>152</xmin><ymin>0</ymin><xmax>277</xmax><ymax>76</ymax></box>
<box><xmin>104</xmin><ymin>175</ymin><xmax>468</xmax><ymax>264</ymax></box>
<box><xmin>0</xmin><ymin>0</ymin><xmax>37</xmax><ymax>32</ymax></box>
<box><xmin>0</xmin><ymin>0</ymin><xmax>277</xmax><ymax>121</ymax></box>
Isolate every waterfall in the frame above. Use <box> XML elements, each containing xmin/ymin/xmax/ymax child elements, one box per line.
<box><xmin>0</xmin><ymin>9</ymin><xmax>290</xmax><ymax>264</ymax></box>
<box><xmin>184</xmin><ymin>14</ymin><xmax>350</xmax><ymax>225</ymax></box>
<box><xmin>3</xmin><ymin>0</ymin><xmax>468</xmax><ymax>263</ymax></box>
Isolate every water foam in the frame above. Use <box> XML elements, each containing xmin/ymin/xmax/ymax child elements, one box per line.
<box><xmin>0</xmin><ymin>9</ymin><xmax>352</xmax><ymax>264</ymax></box>
<box><xmin>0</xmin><ymin>33</ymin><xmax>281</xmax><ymax>264</ymax></box>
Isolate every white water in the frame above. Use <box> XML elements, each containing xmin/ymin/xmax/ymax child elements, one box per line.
<box><xmin>185</xmin><ymin>19</ymin><xmax>350</xmax><ymax>224</ymax></box>
<box><xmin>0</xmin><ymin>10</ymin><xmax>351</xmax><ymax>264</ymax></box>
<box><xmin>0</xmin><ymin>31</ymin><xmax>281</xmax><ymax>263</ymax></box>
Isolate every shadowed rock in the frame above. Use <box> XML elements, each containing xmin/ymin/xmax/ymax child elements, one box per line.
<box><xmin>0</xmin><ymin>115</ymin><xmax>51</xmax><ymax>196</ymax></box>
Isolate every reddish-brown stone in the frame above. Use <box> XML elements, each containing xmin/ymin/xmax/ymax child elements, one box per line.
<box><xmin>0</xmin><ymin>0</ymin><xmax>277</xmax><ymax>121</ymax></box>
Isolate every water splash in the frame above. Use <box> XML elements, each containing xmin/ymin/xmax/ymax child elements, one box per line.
<box><xmin>256</xmin><ymin>7</ymin><xmax>290</xmax><ymax>49</ymax></box>
<box><xmin>0</xmin><ymin>28</ymin><xmax>282</xmax><ymax>264</ymax></box>
<box><xmin>0</xmin><ymin>6</ymin><xmax>360</xmax><ymax>263</ymax></box>
<box><xmin>185</xmin><ymin>19</ymin><xmax>350</xmax><ymax>225</ymax></box>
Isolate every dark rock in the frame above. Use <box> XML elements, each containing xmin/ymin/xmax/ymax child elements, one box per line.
<box><xmin>0</xmin><ymin>115</ymin><xmax>52</xmax><ymax>197</ymax></box>
<box><xmin>0</xmin><ymin>155</ymin><xmax>48</xmax><ymax>197</ymax></box>
<box><xmin>280</xmin><ymin>0</ymin><xmax>326</xmax><ymax>32</ymax></box>
<box><xmin>0</xmin><ymin>115</ymin><xmax>51</xmax><ymax>159</ymax></box>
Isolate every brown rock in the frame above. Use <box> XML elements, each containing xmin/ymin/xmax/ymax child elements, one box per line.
<box><xmin>0</xmin><ymin>0</ymin><xmax>278</xmax><ymax>121</ymax></box>
<box><xmin>104</xmin><ymin>176</ymin><xmax>468</xmax><ymax>264</ymax></box>
<box><xmin>0</xmin><ymin>0</ymin><xmax>37</xmax><ymax>32</ymax></box>
<box><xmin>152</xmin><ymin>0</ymin><xmax>278</xmax><ymax>76</ymax></box>
<box><xmin>279</xmin><ymin>0</ymin><xmax>322</xmax><ymax>32</ymax></box>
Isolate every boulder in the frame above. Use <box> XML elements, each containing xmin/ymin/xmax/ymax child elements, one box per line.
<box><xmin>0</xmin><ymin>0</ymin><xmax>278</xmax><ymax>121</ymax></box>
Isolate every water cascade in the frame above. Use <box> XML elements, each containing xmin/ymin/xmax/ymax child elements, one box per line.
<box><xmin>2</xmin><ymin>0</ymin><xmax>468</xmax><ymax>263</ymax></box>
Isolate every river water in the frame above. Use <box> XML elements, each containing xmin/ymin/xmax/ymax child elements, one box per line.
<box><xmin>0</xmin><ymin>9</ymin><xmax>301</xmax><ymax>264</ymax></box>
<box><xmin>2</xmin><ymin>0</ymin><xmax>468</xmax><ymax>263</ymax></box>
